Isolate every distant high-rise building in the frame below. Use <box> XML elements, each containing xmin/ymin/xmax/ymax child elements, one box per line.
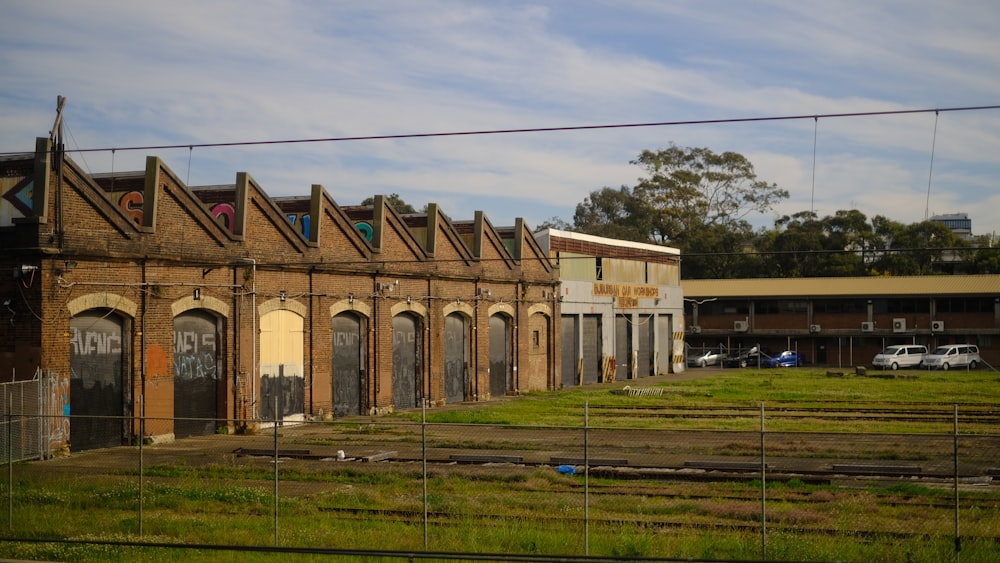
<box><xmin>930</xmin><ymin>213</ymin><xmax>972</xmax><ymax>240</ymax></box>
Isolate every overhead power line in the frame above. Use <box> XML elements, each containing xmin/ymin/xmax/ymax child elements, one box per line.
<box><xmin>3</xmin><ymin>104</ymin><xmax>998</xmax><ymax>157</ymax></box>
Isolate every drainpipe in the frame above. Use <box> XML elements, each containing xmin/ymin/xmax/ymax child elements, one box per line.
<box><xmin>308</xmin><ymin>269</ymin><xmax>315</xmax><ymax>416</ymax></box>
<box><xmin>237</xmin><ymin>258</ymin><xmax>257</xmax><ymax>421</ymax></box>
<box><xmin>139</xmin><ymin>260</ymin><xmax>147</xmax><ymax>442</ymax></box>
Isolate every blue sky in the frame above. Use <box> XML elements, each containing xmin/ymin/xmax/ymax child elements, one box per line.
<box><xmin>2</xmin><ymin>1</ymin><xmax>1000</xmax><ymax>237</ymax></box>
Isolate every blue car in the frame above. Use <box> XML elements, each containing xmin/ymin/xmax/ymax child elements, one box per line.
<box><xmin>766</xmin><ymin>350</ymin><xmax>806</xmax><ymax>367</ymax></box>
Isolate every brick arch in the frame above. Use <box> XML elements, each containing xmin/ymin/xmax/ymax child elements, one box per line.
<box><xmin>443</xmin><ymin>301</ymin><xmax>474</xmax><ymax>318</ymax></box>
<box><xmin>259</xmin><ymin>297</ymin><xmax>308</xmax><ymax>318</ymax></box>
<box><xmin>172</xmin><ymin>294</ymin><xmax>230</xmax><ymax>317</ymax></box>
<box><xmin>487</xmin><ymin>302</ymin><xmax>515</xmax><ymax>319</ymax></box>
<box><xmin>390</xmin><ymin>300</ymin><xmax>428</xmax><ymax>319</ymax></box>
<box><xmin>67</xmin><ymin>292</ymin><xmax>138</xmax><ymax>318</ymax></box>
<box><xmin>527</xmin><ymin>303</ymin><xmax>552</xmax><ymax>318</ymax></box>
<box><xmin>330</xmin><ymin>299</ymin><xmax>372</xmax><ymax>319</ymax></box>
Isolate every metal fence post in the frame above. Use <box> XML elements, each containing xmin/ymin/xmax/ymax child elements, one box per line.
<box><xmin>760</xmin><ymin>402</ymin><xmax>766</xmax><ymax>560</ymax></box>
<box><xmin>584</xmin><ymin>401</ymin><xmax>589</xmax><ymax>556</ymax></box>
<box><xmin>273</xmin><ymin>395</ymin><xmax>279</xmax><ymax>547</ymax></box>
<box><xmin>954</xmin><ymin>404</ymin><xmax>961</xmax><ymax>561</ymax></box>
<box><xmin>6</xmin><ymin>394</ymin><xmax>12</xmax><ymax>531</ymax></box>
<box><xmin>139</xmin><ymin>395</ymin><xmax>144</xmax><ymax>537</ymax></box>
<box><xmin>422</xmin><ymin>402</ymin><xmax>428</xmax><ymax>551</ymax></box>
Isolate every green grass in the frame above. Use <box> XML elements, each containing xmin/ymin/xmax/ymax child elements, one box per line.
<box><xmin>398</xmin><ymin>368</ymin><xmax>1000</xmax><ymax>433</ymax></box>
<box><xmin>2</xmin><ymin>368</ymin><xmax>999</xmax><ymax>562</ymax></box>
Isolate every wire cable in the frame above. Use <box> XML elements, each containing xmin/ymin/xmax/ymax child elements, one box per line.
<box><xmin>2</xmin><ymin>104</ymin><xmax>997</xmax><ymax>157</ymax></box>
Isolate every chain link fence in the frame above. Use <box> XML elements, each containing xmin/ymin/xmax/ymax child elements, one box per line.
<box><xmin>1</xmin><ymin>404</ymin><xmax>998</xmax><ymax>561</ymax></box>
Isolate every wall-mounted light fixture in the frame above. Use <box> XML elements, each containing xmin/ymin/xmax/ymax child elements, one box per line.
<box><xmin>279</xmin><ymin>291</ymin><xmax>287</xmax><ymax>302</ymax></box>
<box><xmin>64</xmin><ymin>260</ymin><xmax>77</xmax><ymax>271</ymax></box>
<box><xmin>406</xmin><ymin>295</ymin><xmax>411</xmax><ymax>304</ymax></box>
<box><xmin>348</xmin><ymin>293</ymin><xmax>354</xmax><ymax>304</ymax></box>
<box><xmin>193</xmin><ymin>288</ymin><xmax>201</xmax><ymax>301</ymax></box>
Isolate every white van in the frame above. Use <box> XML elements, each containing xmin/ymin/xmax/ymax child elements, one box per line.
<box><xmin>872</xmin><ymin>345</ymin><xmax>927</xmax><ymax>370</ymax></box>
<box><xmin>921</xmin><ymin>344</ymin><xmax>980</xmax><ymax>371</ymax></box>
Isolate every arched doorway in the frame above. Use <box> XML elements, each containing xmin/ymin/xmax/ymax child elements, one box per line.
<box><xmin>489</xmin><ymin>314</ymin><xmax>512</xmax><ymax>398</ymax></box>
<box><xmin>173</xmin><ymin>310</ymin><xmax>222</xmax><ymax>438</ymax></box>
<box><xmin>392</xmin><ymin>313</ymin><xmax>422</xmax><ymax>410</ymax></box>
<box><xmin>260</xmin><ymin>309</ymin><xmax>305</xmax><ymax>424</ymax></box>
<box><xmin>526</xmin><ymin>311</ymin><xmax>551</xmax><ymax>391</ymax></box>
<box><xmin>332</xmin><ymin>312</ymin><xmax>366</xmax><ymax>417</ymax></box>
<box><xmin>444</xmin><ymin>312</ymin><xmax>469</xmax><ymax>404</ymax></box>
<box><xmin>69</xmin><ymin>310</ymin><xmax>129</xmax><ymax>451</ymax></box>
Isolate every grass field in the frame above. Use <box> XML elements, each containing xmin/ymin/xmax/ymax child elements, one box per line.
<box><xmin>1</xmin><ymin>367</ymin><xmax>998</xmax><ymax>562</ymax></box>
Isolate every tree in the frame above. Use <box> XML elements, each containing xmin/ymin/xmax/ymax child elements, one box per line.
<box><xmin>571</xmin><ymin>186</ymin><xmax>652</xmax><ymax>242</ymax></box>
<box><xmin>533</xmin><ymin>216</ymin><xmax>572</xmax><ymax>233</ymax></box>
<box><xmin>631</xmin><ymin>144</ymin><xmax>789</xmax><ymax>247</ymax></box>
<box><xmin>565</xmin><ymin>145</ymin><xmax>788</xmax><ymax>278</ymax></box>
<box><xmin>360</xmin><ymin>193</ymin><xmax>418</xmax><ymax>214</ymax></box>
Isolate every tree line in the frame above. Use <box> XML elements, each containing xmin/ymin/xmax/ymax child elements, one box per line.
<box><xmin>535</xmin><ymin>144</ymin><xmax>1000</xmax><ymax>279</ymax></box>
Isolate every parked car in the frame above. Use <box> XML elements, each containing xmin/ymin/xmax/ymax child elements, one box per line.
<box><xmin>766</xmin><ymin>350</ymin><xmax>807</xmax><ymax>367</ymax></box>
<box><xmin>723</xmin><ymin>346</ymin><xmax>771</xmax><ymax>368</ymax></box>
<box><xmin>872</xmin><ymin>345</ymin><xmax>927</xmax><ymax>370</ymax></box>
<box><xmin>687</xmin><ymin>348</ymin><xmax>728</xmax><ymax>367</ymax></box>
<box><xmin>921</xmin><ymin>344</ymin><xmax>980</xmax><ymax>371</ymax></box>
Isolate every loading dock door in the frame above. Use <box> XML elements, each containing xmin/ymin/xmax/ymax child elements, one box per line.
<box><xmin>560</xmin><ymin>316</ymin><xmax>578</xmax><ymax>387</ymax></box>
<box><xmin>489</xmin><ymin>314</ymin><xmax>512</xmax><ymax>398</ymax></box>
<box><xmin>70</xmin><ymin>311</ymin><xmax>127</xmax><ymax>451</ymax></box>
<box><xmin>582</xmin><ymin>315</ymin><xmax>601</xmax><ymax>384</ymax></box>
<box><xmin>260</xmin><ymin>310</ymin><xmax>305</xmax><ymax>423</ymax></box>
<box><xmin>636</xmin><ymin>314</ymin><xmax>652</xmax><ymax>377</ymax></box>
<box><xmin>173</xmin><ymin>310</ymin><xmax>221</xmax><ymax>438</ymax></box>
<box><xmin>332</xmin><ymin>312</ymin><xmax>366</xmax><ymax>417</ymax></box>
<box><xmin>392</xmin><ymin>313</ymin><xmax>421</xmax><ymax>410</ymax></box>
<box><xmin>615</xmin><ymin>315</ymin><xmax>630</xmax><ymax>380</ymax></box>
<box><xmin>657</xmin><ymin>315</ymin><xmax>673</xmax><ymax>375</ymax></box>
<box><xmin>444</xmin><ymin>313</ymin><xmax>469</xmax><ymax>404</ymax></box>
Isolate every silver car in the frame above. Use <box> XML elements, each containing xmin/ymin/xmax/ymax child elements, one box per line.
<box><xmin>872</xmin><ymin>345</ymin><xmax>927</xmax><ymax>370</ymax></box>
<box><xmin>921</xmin><ymin>344</ymin><xmax>980</xmax><ymax>370</ymax></box>
<box><xmin>688</xmin><ymin>349</ymin><xmax>728</xmax><ymax>367</ymax></box>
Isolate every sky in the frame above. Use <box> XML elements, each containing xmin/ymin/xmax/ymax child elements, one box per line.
<box><xmin>2</xmin><ymin>0</ymin><xmax>1000</xmax><ymax>237</ymax></box>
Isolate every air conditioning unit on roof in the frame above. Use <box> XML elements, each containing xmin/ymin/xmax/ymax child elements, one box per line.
<box><xmin>733</xmin><ymin>320</ymin><xmax>748</xmax><ymax>332</ymax></box>
<box><xmin>892</xmin><ymin>318</ymin><xmax>906</xmax><ymax>333</ymax></box>
<box><xmin>861</xmin><ymin>321</ymin><xmax>874</xmax><ymax>332</ymax></box>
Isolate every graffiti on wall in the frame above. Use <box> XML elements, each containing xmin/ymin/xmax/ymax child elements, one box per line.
<box><xmin>173</xmin><ymin>329</ymin><xmax>218</xmax><ymax>381</ymax></box>
<box><xmin>107</xmin><ymin>189</ymin><xmax>384</xmax><ymax>241</ymax></box>
<box><xmin>260</xmin><ymin>366</ymin><xmax>305</xmax><ymax>422</ymax></box>
<box><xmin>45</xmin><ymin>372</ymin><xmax>71</xmax><ymax>451</ymax></box>
<box><xmin>106</xmin><ymin>190</ymin><xmax>237</xmax><ymax>233</ymax></box>
<box><xmin>69</xmin><ymin>325</ymin><xmax>123</xmax><ymax>358</ymax></box>
<box><xmin>1</xmin><ymin>174</ymin><xmax>33</xmax><ymax>226</ymax></box>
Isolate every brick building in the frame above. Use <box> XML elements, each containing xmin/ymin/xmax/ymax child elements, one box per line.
<box><xmin>535</xmin><ymin>229</ymin><xmax>685</xmax><ymax>384</ymax></box>
<box><xmin>1</xmin><ymin>138</ymin><xmax>561</xmax><ymax>451</ymax></box>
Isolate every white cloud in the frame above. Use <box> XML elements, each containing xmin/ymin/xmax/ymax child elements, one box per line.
<box><xmin>2</xmin><ymin>0</ymin><xmax>999</xmax><ymax>236</ymax></box>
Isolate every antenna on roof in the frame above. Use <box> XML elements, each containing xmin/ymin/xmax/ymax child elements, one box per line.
<box><xmin>50</xmin><ymin>95</ymin><xmax>67</xmax><ymax>145</ymax></box>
